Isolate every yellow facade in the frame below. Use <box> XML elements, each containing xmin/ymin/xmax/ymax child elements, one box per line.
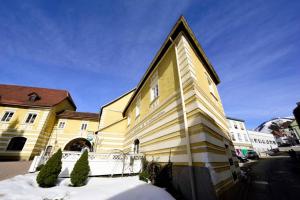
<box><xmin>0</xmin><ymin>99</ymin><xmax>75</xmax><ymax>160</ymax></box>
<box><xmin>46</xmin><ymin>116</ymin><xmax>99</xmax><ymax>154</ymax></box>
<box><xmin>97</xmin><ymin>17</ymin><xmax>239</xmax><ymax>198</ymax></box>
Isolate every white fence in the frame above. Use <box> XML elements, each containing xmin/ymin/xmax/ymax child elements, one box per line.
<box><xmin>29</xmin><ymin>151</ymin><xmax>143</xmax><ymax>177</ymax></box>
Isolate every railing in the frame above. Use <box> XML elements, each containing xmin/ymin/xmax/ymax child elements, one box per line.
<box><xmin>29</xmin><ymin>150</ymin><xmax>144</xmax><ymax>177</ymax></box>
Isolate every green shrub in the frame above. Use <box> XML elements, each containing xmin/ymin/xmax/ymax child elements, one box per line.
<box><xmin>36</xmin><ymin>164</ymin><xmax>44</xmax><ymax>171</ymax></box>
<box><xmin>139</xmin><ymin>170</ymin><xmax>150</xmax><ymax>182</ymax></box>
<box><xmin>70</xmin><ymin>150</ymin><xmax>90</xmax><ymax>187</ymax></box>
<box><xmin>36</xmin><ymin>149</ymin><xmax>62</xmax><ymax>187</ymax></box>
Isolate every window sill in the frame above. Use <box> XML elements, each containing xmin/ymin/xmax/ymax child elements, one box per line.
<box><xmin>150</xmin><ymin>96</ymin><xmax>159</xmax><ymax>105</ymax></box>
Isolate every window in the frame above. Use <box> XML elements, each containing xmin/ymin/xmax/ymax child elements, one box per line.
<box><xmin>81</xmin><ymin>122</ymin><xmax>88</xmax><ymax>130</ymax></box>
<box><xmin>6</xmin><ymin>137</ymin><xmax>27</xmax><ymax>151</ymax></box>
<box><xmin>244</xmin><ymin>134</ymin><xmax>249</xmax><ymax>142</ymax></box>
<box><xmin>133</xmin><ymin>139</ymin><xmax>140</xmax><ymax>154</ymax></box>
<box><xmin>237</xmin><ymin>133</ymin><xmax>242</xmax><ymax>141</ymax></box>
<box><xmin>239</xmin><ymin>122</ymin><xmax>244</xmax><ymax>130</ymax></box>
<box><xmin>45</xmin><ymin>145</ymin><xmax>53</xmax><ymax>156</ymax></box>
<box><xmin>58</xmin><ymin>121</ymin><xmax>65</xmax><ymax>129</ymax></box>
<box><xmin>231</xmin><ymin>133</ymin><xmax>236</xmax><ymax>141</ymax></box>
<box><xmin>28</xmin><ymin>93</ymin><xmax>40</xmax><ymax>102</ymax></box>
<box><xmin>234</xmin><ymin>122</ymin><xmax>238</xmax><ymax>129</ymax></box>
<box><xmin>135</xmin><ymin>95</ymin><xmax>141</xmax><ymax>117</ymax></box>
<box><xmin>150</xmin><ymin>72</ymin><xmax>159</xmax><ymax>102</ymax></box>
<box><xmin>127</xmin><ymin>116</ymin><xmax>131</xmax><ymax>126</ymax></box>
<box><xmin>1</xmin><ymin>111</ymin><xmax>14</xmax><ymax>122</ymax></box>
<box><xmin>25</xmin><ymin>113</ymin><xmax>37</xmax><ymax>124</ymax></box>
<box><xmin>206</xmin><ymin>74</ymin><xmax>214</xmax><ymax>94</ymax></box>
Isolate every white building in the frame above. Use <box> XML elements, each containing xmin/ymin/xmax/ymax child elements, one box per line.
<box><xmin>247</xmin><ymin>130</ymin><xmax>278</xmax><ymax>156</ymax></box>
<box><xmin>227</xmin><ymin>117</ymin><xmax>253</xmax><ymax>157</ymax></box>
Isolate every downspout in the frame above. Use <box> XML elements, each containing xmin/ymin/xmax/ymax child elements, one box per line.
<box><xmin>171</xmin><ymin>36</ymin><xmax>197</xmax><ymax>200</ymax></box>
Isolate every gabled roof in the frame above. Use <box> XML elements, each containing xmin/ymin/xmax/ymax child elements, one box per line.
<box><xmin>57</xmin><ymin>110</ymin><xmax>99</xmax><ymax>121</ymax></box>
<box><xmin>0</xmin><ymin>84</ymin><xmax>76</xmax><ymax>109</ymax></box>
<box><xmin>123</xmin><ymin>16</ymin><xmax>220</xmax><ymax>115</ymax></box>
<box><xmin>99</xmin><ymin>88</ymin><xmax>135</xmax><ymax>119</ymax></box>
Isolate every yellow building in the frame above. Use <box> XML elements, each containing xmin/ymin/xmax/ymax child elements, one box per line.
<box><xmin>97</xmin><ymin>16</ymin><xmax>239</xmax><ymax>199</ymax></box>
<box><xmin>46</xmin><ymin>110</ymin><xmax>99</xmax><ymax>155</ymax></box>
<box><xmin>0</xmin><ymin>84</ymin><xmax>76</xmax><ymax>160</ymax></box>
<box><xmin>0</xmin><ymin>16</ymin><xmax>239</xmax><ymax>199</ymax></box>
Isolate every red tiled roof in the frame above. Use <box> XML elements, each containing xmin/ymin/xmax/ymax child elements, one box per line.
<box><xmin>57</xmin><ymin>110</ymin><xmax>99</xmax><ymax>121</ymax></box>
<box><xmin>0</xmin><ymin>84</ymin><xmax>76</xmax><ymax>109</ymax></box>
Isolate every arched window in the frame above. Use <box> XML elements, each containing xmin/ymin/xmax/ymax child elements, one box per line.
<box><xmin>6</xmin><ymin>137</ymin><xmax>27</xmax><ymax>151</ymax></box>
<box><xmin>134</xmin><ymin>139</ymin><xmax>140</xmax><ymax>154</ymax></box>
<box><xmin>64</xmin><ymin>138</ymin><xmax>92</xmax><ymax>152</ymax></box>
<box><xmin>45</xmin><ymin>145</ymin><xmax>53</xmax><ymax>156</ymax></box>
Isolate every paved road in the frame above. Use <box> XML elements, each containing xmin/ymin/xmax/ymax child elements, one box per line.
<box><xmin>0</xmin><ymin>161</ymin><xmax>32</xmax><ymax>181</ymax></box>
<box><xmin>247</xmin><ymin>156</ymin><xmax>300</xmax><ymax>200</ymax></box>
<box><xmin>221</xmin><ymin>156</ymin><xmax>300</xmax><ymax>200</ymax></box>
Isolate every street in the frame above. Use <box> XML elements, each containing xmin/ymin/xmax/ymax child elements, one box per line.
<box><xmin>221</xmin><ymin>155</ymin><xmax>300</xmax><ymax>200</ymax></box>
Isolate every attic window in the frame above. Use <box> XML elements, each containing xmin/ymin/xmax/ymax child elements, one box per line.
<box><xmin>28</xmin><ymin>93</ymin><xmax>40</xmax><ymax>102</ymax></box>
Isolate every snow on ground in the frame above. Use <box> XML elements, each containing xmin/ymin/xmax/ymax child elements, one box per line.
<box><xmin>0</xmin><ymin>173</ymin><xmax>174</xmax><ymax>200</ymax></box>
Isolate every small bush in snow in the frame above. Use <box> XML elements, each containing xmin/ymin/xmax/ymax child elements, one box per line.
<box><xmin>36</xmin><ymin>164</ymin><xmax>44</xmax><ymax>171</ymax></box>
<box><xmin>70</xmin><ymin>150</ymin><xmax>90</xmax><ymax>186</ymax></box>
<box><xmin>139</xmin><ymin>170</ymin><xmax>150</xmax><ymax>182</ymax></box>
<box><xmin>36</xmin><ymin>149</ymin><xmax>62</xmax><ymax>187</ymax></box>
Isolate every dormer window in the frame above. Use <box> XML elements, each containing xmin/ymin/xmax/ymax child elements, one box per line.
<box><xmin>28</xmin><ymin>92</ymin><xmax>40</xmax><ymax>102</ymax></box>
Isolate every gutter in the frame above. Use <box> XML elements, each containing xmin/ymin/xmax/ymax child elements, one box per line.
<box><xmin>172</xmin><ymin>36</ymin><xmax>197</xmax><ymax>200</ymax></box>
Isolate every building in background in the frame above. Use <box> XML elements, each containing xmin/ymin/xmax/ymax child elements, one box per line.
<box><xmin>0</xmin><ymin>84</ymin><xmax>76</xmax><ymax>160</ymax></box>
<box><xmin>293</xmin><ymin>102</ymin><xmax>300</xmax><ymax>126</ymax></box>
<box><xmin>255</xmin><ymin>117</ymin><xmax>297</xmax><ymax>145</ymax></box>
<box><xmin>226</xmin><ymin>117</ymin><xmax>253</xmax><ymax>157</ymax></box>
<box><xmin>46</xmin><ymin>110</ymin><xmax>99</xmax><ymax>155</ymax></box>
<box><xmin>290</xmin><ymin>119</ymin><xmax>300</xmax><ymax>143</ymax></box>
<box><xmin>247</xmin><ymin>130</ymin><xmax>278</xmax><ymax>156</ymax></box>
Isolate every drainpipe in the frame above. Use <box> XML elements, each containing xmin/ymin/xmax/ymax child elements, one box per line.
<box><xmin>171</xmin><ymin>36</ymin><xmax>197</xmax><ymax>200</ymax></box>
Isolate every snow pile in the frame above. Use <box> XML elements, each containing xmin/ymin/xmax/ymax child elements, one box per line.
<box><xmin>254</xmin><ymin>117</ymin><xmax>294</xmax><ymax>133</ymax></box>
<box><xmin>0</xmin><ymin>174</ymin><xmax>174</xmax><ymax>200</ymax></box>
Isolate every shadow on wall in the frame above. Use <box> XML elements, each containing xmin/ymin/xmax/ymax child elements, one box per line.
<box><xmin>0</xmin><ymin>119</ymin><xmax>25</xmax><ymax>161</ymax></box>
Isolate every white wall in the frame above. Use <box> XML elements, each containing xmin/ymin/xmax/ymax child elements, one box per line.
<box><xmin>247</xmin><ymin>130</ymin><xmax>278</xmax><ymax>155</ymax></box>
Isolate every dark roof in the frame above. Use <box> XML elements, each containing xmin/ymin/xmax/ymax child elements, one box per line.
<box><xmin>123</xmin><ymin>16</ymin><xmax>220</xmax><ymax>116</ymax></box>
<box><xmin>57</xmin><ymin>110</ymin><xmax>99</xmax><ymax>121</ymax></box>
<box><xmin>0</xmin><ymin>84</ymin><xmax>76</xmax><ymax>109</ymax></box>
<box><xmin>226</xmin><ymin>116</ymin><xmax>245</xmax><ymax>122</ymax></box>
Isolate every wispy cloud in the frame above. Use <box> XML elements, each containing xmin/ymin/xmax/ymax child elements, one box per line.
<box><xmin>0</xmin><ymin>0</ymin><xmax>299</xmax><ymax>128</ymax></box>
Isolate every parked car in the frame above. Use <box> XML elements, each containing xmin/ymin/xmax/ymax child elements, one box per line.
<box><xmin>237</xmin><ymin>155</ymin><xmax>248</xmax><ymax>163</ymax></box>
<box><xmin>246</xmin><ymin>150</ymin><xmax>259</xmax><ymax>160</ymax></box>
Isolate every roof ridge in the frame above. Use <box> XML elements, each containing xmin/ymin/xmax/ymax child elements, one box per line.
<box><xmin>0</xmin><ymin>83</ymin><xmax>69</xmax><ymax>93</ymax></box>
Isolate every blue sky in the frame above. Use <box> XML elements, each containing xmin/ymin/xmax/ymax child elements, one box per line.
<box><xmin>0</xmin><ymin>0</ymin><xmax>299</xmax><ymax>129</ymax></box>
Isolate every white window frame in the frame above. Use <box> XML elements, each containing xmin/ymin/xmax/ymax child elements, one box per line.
<box><xmin>58</xmin><ymin>120</ymin><xmax>66</xmax><ymax>129</ymax></box>
<box><xmin>1</xmin><ymin>111</ymin><xmax>14</xmax><ymax>122</ymax></box>
<box><xmin>135</xmin><ymin>95</ymin><xmax>141</xmax><ymax>118</ymax></box>
<box><xmin>239</xmin><ymin>122</ymin><xmax>244</xmax><ymax>130</ymax></box>
<box><xmin>24</xmin><ymin>113</ymin><xmax>38</xmax><ymax>124</ymax></box>
<box><xmin>237</xmin><ymin>133</ymin><xmax>242</xmax><ymax>141</ymax></box>
<box><xmin>81</xmin><ymin>122</ymin><xmax>88</xmax><ymax>131</ymax></box>
<box><xmin>127</xmin><ymin>116</ymin><xmax>131</xmax><ymax>126</ymax></box>
<box><xmin>150</xmin><ymin>71</ymin><xmax>159</xmax><ymax>103</ymax></box>
<box><xmin>206</xmin><ymin>73</ymin><xmax>215</xmax><ymax>96</ymax></box>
